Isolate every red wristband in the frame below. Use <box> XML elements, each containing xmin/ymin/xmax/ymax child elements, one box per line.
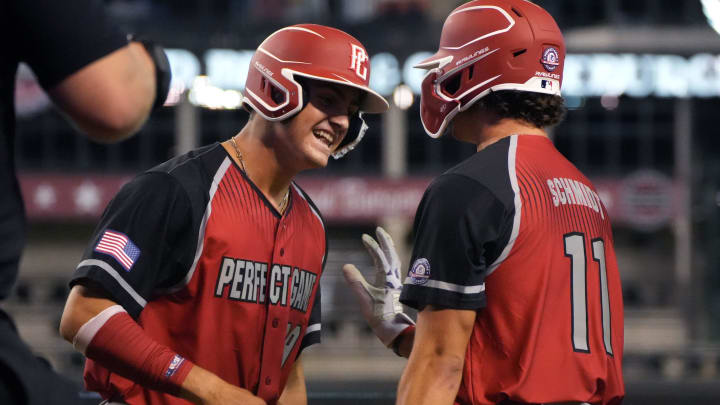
<box><xmin>392</xmin><ymin>325</ymin><xmax>416</xmax><ymax>357</ymax></box>
<box><xmin>83</xmin><ymin>310</ymin><xmax>193</xmax><ymax>395</ymax></box>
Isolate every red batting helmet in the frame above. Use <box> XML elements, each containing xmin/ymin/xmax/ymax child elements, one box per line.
<box><xmin>416</xmin><ymin>0</ymin><xmax>565</xmax><ymax>138</ymax></box>
<box><xmin>243</xmin><ymin>24</ymin><xmax>389</xmax><ymax>158</ymax></box>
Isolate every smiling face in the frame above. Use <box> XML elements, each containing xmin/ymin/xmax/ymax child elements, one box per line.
<box><xmin>277</xmin><ymin>79</ymin><xmax>360</xmax><ymax>170</ymax></box>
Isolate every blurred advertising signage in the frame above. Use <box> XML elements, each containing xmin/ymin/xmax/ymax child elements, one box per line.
<box><xmin>18</xmin><ymin>174</ymin><xmax>133</xmax><ymax>219</ymax></box>
<box><xmin>164</xmin><ymin>49</ymin><xmax>720</xmax><ymax>100</ymax></box>
<box><xmin>294</xmin><ymin>177</ymin><xmax>431</xmax><ymax>223</ymax></box>
<box><xmin>19</xmin><ymin>172</ymin><xmax>676</xmax><ymax>231</ymax></box>
<box><xmin>593</xmin><ymin>171</ymin><xmax>676</xmax><ymax>232</ymax></box>
<box><xmin>14</xmin><ymin>52</ymin><xmax>720</xmax><ymax>116</ymax></box>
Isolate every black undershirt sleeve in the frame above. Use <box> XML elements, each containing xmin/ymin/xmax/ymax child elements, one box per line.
<box><xmin>299</xmin><ymin>285</ymin><xmax>321</xmax><ymax>354</ymax></box>
<box><xmin>400</xmin><ymin>173</ymin><xmax>511</xmax><ymax>311</ymax></box>
<box><xmin>70</xmin><ymin>172</ymin><xmax>194</xmax><ymax>318</ymax></box>
<box><xmin>11</xmin><ymin>0</ymin><xmax>127</xmax><ymax>88</ymax></box>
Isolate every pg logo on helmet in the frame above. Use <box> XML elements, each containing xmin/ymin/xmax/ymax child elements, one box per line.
<box><xmin>350</xmin><ymin>44</ymin><xmax>369</xmax><ymax>80</ymax></box>
<box><xmin>541</xmin><ymin>47</ymin><xmax>560</xmax><ymax>72</ymax></box>
<box><xmin>414</xmin><ymin>0</ymin><xmax>565</xmax><ymax>138</ymax></box>
<box><xmin>242</xmin><ymin>24</ymin><xmax>388</xmax><ymax>158</ymax></box>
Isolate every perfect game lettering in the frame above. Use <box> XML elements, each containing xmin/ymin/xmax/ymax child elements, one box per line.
<box><xmin>214</xmin><ymin>257</ymin><xmax>317</xmax><ymax>313</ymax></box>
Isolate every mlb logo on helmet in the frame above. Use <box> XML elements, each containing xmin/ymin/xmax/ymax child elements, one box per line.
<box><xmin>350</xmin><ymin>44</ymin><xmax>369</xmax><ymax>80</ymax></box>
<box><xmin>409</xmin><ymin>258</ymin><xmax>431</xmax><ymax>285</ymax></box>
<box><xmin>541</xmin><ymin>47</ymin><xmax>560</xmax><ymax>72</ymax></box>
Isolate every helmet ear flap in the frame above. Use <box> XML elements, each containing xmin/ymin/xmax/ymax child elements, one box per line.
<box><xmin>441</xmin><ymin>63</ymin><xmax>479</xmax><ymax>98</ymax></box>
<box><xmin>258</xmin><ymin>76</ymin><xmax>289</xmax><ymax>106</ymax></box>
<box><xmin>443</xmin><ymin>71</ymin><xmax>463</xmax><ymax>96</ymax></box>
<box><xmin>295</xmin><ymin>78</ymin><xmax>311</xmax><ymax>111</ymax></box>
<box><xmin>270</xmin><ymin>86</ymin><xmax>286</xmax><ymax>104</ymax></box>
<box><xmin>260</xmin><ymin>77</ymin><xmax>271</xmax><ymax>99</ymax></box>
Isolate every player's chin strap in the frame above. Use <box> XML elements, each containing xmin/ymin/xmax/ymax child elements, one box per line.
<box><xmin>342</xmin><ymin>227</ymin><xmax>415</xmax><ymax>348</ymax></box>
<box><xmin>332</xmin><ymin>112</ymin><xmax>368</xmax><ymax>159</ymax></box>
<box><xmin>287</xmin><ymin>77</ymin><xmax>368</xmax><ymax>160</ymax></box>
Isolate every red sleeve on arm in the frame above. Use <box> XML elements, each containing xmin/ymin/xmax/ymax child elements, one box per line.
<box><xmin>85</xmin><ymin>311</ymin><xmax>193</xmax><ymax>395</ymax></box>
<box><xmin>392</xmin><ymin>325</ymin><xmax>416</xmax><ymax>357</ymax></box>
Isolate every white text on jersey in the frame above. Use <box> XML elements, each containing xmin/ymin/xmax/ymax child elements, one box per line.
<box><xmin>546</xmin><ymin>177</ymin><xmax>605</xmax><ymax>219</ymax></box>
<box><xmin>214</xmin><ymin>257</ymin><xmax>317</xmax><ymax>313</ymax></box>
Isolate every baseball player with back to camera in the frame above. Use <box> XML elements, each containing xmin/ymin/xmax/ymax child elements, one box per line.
<box><xmin>2</xmin><ymin>1</ymin><xmax>171</xmax><ymax>403</ymax></box>
<box><xmin>59</xmin><ymin>24</ymin><xmax>388</xmax><ymax>405</ymax></box>
<box><xmin>343</xmin><ymin>1</ymin><xmax>625</xmax><ymax>405</ymax></box>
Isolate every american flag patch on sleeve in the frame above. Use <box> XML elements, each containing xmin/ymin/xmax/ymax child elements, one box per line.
<box><xmin>94</xmin><ymin>229</ymin><xmax>141</xmax><ymax>271</ymax></box>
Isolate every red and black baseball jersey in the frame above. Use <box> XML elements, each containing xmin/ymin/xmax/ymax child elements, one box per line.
<box><xmin>70</xmin><ymin>143</ymin><xmax>326</xmax><ymax>405</ymax></box>
<box><xmin>401</xmin><ymin>135</ymin><xmax>624</xmax><ymax>405</ymax></box>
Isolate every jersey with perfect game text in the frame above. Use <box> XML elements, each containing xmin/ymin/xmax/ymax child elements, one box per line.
<box><xmin>401</xmin><ymin>135</ymin><xmax>624</xmax><ymax>405</ymax></box>
<box><xmin>70</xmin><ymin>143</ymin><xmax>326</xmax><ymax>405</ymax></box>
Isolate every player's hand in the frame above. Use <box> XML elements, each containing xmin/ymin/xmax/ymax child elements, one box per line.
<box><xmin>342</xmin><ymin>226</ymin><xmax>415</xmax><ymax>347</ymax></box>
<box><xmin>203</xmin><ymin>383</ymin><xmax>266</xmax><ymax>405</ymax></box>
<box><xmin>180</xmin><ymin>365</ymin><xmax>266</xmax><ymax>405</ymax></box>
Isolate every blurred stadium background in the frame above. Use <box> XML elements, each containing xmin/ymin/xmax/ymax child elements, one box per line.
<box><xmin>6</xmin><ymin>0</ymin><xmax>720</xmax><ymax>403</ymax></box>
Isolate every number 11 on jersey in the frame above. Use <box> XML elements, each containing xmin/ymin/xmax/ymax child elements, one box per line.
<box><xmin>564</xmin><ymin>233</ymin><xmax>613</xmax><ymax>356</ymax></box>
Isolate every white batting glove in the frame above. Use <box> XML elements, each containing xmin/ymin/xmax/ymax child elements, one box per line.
<box><xmin>342</xmin><ymin>227</ymin><xmax>415</xmax><ymax>347</ymax></box>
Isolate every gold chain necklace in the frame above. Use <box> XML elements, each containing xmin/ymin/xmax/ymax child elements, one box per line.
<box><xmin>230</xmin><ymin>135</ymin><xmax>289</xmax><ymax>214</ymax></box>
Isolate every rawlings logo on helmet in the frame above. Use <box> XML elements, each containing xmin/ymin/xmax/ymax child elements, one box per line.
<box><xmin>350</xmin><ymin>44</ymin><xmax>369</xmax><ymax>80</ymax></box>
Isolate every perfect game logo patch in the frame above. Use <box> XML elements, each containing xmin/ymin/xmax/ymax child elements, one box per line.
<box><xmin>541</xmin><ymin>46</ymin><xmax>560</xmax><ymax>72</ymax></box>
<box><xmin>409</xmin><ymin>258</ymin><xmax>431</xmax><ymax>285</ymax></box>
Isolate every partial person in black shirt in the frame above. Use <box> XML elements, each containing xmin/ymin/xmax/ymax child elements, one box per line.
<box><xmin>0</xmin><ymin>1</ymin><xmax>170</xmax><ymax>404</ymax></box>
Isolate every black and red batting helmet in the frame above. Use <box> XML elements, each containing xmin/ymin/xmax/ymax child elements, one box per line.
<box><xmin>416</xmin><ymin>0</ymin><xmax>565</xmax><ymax>138</ymax></box>
<box><xmin>243</xmin><ymin>24</ymin><xmax>389</xmax><ymax>158</ymax></box>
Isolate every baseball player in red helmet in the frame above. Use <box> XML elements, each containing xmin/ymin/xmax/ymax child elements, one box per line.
<box><xmin>59</xmin><ymin>24</ymin><xmax>388</xmax><ymax>405</ymax></box>
<box><xmin>343</xmin><ymin>1</ymin><xmax>625</xmax><ymax>404</ymax></box>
